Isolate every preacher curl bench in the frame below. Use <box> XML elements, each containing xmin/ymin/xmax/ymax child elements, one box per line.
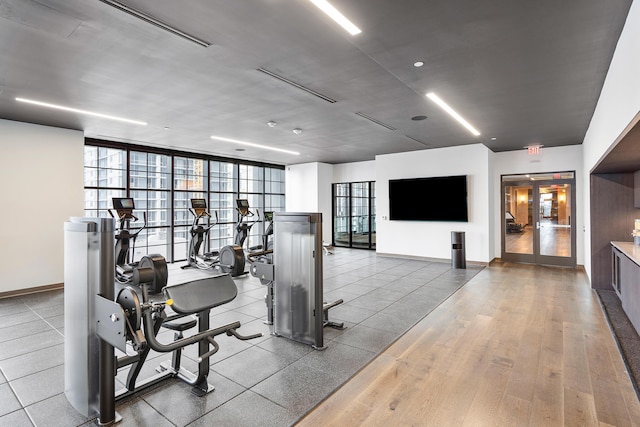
<box><xmin>64</xmin><ymin>217</ymin><xmax>261</xmax><ymax>426</ymax></box>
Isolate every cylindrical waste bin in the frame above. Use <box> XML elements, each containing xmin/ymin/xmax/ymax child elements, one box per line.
<box><xmin>451</xmin><ymin>231</ymin><xmax>466</xmax><ymax>269</ymax></box>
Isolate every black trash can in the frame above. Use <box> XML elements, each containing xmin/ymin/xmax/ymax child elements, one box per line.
<box><xmin>451</xmin><ymin>231</ymin><xmax>466</xmax><ymax>269</ymax></box>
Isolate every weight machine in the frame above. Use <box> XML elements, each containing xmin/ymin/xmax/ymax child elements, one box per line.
<box><xmin>248</xmin><ymin>212</ymin><xmax>344</xmax><ymax>348</ymax></box>
<box><xmin>64</xmin><ymin>216</ymin><xmax>261</xmax><ymax>425</ymax></box>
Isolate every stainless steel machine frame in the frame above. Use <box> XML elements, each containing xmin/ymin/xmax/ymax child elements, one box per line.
<box><xmin>64</xmin><ymin>217</ymin><xmax>117</xmax><ymax>422</ymax></box>
<box><xmin>272</xmin><ymin>212</ymin><xmax>325</xmax><ymax>349</ymax></box>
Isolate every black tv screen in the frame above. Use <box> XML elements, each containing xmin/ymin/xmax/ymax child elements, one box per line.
<box><xmin>389</xmin><ymin>175</ymin><xmax>468</xmax><ymax>222</ymax></box>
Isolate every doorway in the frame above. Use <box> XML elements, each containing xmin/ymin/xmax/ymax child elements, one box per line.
<box><xmin>502</xmin><ymin>172</ymin><xmax>576</xmax><ymax>267</ymax></box>
<box><xmin>332</xmin><ymin>182</ymin><xmax>376</xmax><ymax>249</ymax></box>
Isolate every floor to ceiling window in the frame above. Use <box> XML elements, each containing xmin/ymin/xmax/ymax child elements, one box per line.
<box><xmin>83</xmin><ymin>146</ymin><xmax>127</xmax><ymax>217</ymax></box>
<box><xmin>83</xmin><ymin>139</ymin><xmax>285</xmax><ymax>263</ymax></box>
<box><xmin>130</xmin><ymin>151</ymin><xmax>172</xmax><ymax>259</ymax></box>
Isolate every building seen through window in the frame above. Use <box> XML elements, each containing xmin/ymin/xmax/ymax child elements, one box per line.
<box><xmin>83</xmin><ymin>142</ymin><xmax>285</xmax><ymax>263</ymax></box>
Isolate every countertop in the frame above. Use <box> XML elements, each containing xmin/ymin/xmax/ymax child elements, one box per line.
<box><xmin>612</xmin><ymin>241</ymin><xmax>640</xmax><ymax>266</ymax></box>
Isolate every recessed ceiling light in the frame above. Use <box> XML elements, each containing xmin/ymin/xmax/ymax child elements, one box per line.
<box><xmin>414</xmin><ymin>61</ymin><xmax>424</xmax><ymax>67</ymax></box>
<box><xmin>15</xmin><ymin>97</ymin><xmax>147</xmax><ymax>126</ymax></box>
<box><xmin>491</xmin><ymin>137</ymin><xmax>497</xmax><ymax>140</ymax></box>
<box><xmin>211</xmin><ymin>135</ymin><xmax>300</xmax><ymax>155</ymax></box>
<box><xmin>411</xmin><ymin>115</ymin><xmax>427</xmax><ymax>121</ymax></box>
<box><xmin>292</xmin><ymin>128</ymin><xmax>303</xmax><ymax>135</ymax></box>
<box><xmin>426</xmin><ymin>93</ymin><xmax>480</xmax><ymax>136</ymax></box>
<box><xmin>308</xmin><ymin>0</ymin><xmax>361</xmax><ymax>35</ymax></box>
<box><xmin>267</xmin><ymin>121</ymin><xmax>277</xmax><ymax>127</ymax></box>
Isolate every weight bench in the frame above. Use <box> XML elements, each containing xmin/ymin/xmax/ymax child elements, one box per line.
<box><xmin>153</xmin><ymin>274</ymin><xmax>261</xmax><ymax>395</ymax></box>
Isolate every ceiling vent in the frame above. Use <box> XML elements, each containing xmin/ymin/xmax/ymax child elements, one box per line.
<box><xmin>355</xmin><ymin>112</ymin><xmax>396</xmax><ymax>131</ymax></box>
<box><xmin>256</xmin><ymin>68</ymin><xmax>337</xmax><ymax>103</ymax></box>
<box><xmin>98</xmin><ymin>0</ymin><xmax>212</xmax><ymax>47</ymax></box>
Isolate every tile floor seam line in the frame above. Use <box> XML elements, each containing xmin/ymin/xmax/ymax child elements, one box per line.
<box><xmin>0</xmin><ymin>303</ymin><xmax>31</xmax><ymax>318</ymax></box>
<box><xmin>0</xmin><ymin>340</ymin><xmax>66</xmax><ymax>364</ymax></box>
<box><xmin>1</xmin><ymin>365</ymin><xmax>36</xmax><ymax>426</ymax></box>
<box><xmin>138</xmin><ymin>395</ymin><xmax>180</xmax><ymax>427</ymax></box>
<box><xmin>0</xmin><ymin>357</ymin><xmax>64</xmax><ymax>384</ymax></box>
<box><xmin>32</xmin><ymin>311</ymin><xmax>64</xmax><ymax>338</ymax></box>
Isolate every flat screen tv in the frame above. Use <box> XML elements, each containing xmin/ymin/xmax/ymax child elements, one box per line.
<box><xmin>389</xmin><ymin>175</ymin><xmax>468</xmax><ymax>222</ymax></box>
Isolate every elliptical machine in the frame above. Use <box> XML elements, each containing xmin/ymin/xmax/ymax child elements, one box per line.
<box><xmin>182</xmin><ymin>198</ymin><xmax>245</xmax><ymax>277</ymax></box>
<box><xmin>109</xmin><ymin>197</ymin><xmax>167</xmax><ymax>286</ymax></box>
<box><xmin>234</xmin><ymin>199</ymin><xmax>261</xmax><ymax>251</ymax></box>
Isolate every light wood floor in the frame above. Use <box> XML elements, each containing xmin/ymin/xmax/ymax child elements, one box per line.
<box><xmin>505</xmin><ymin>226</ymin><xmax>571</xmax><ymax>257</ymax></box>
<box><xmin>297</xmin><ymin>262</ymin><xmax>640</xmax><ymax>426</ymax></box>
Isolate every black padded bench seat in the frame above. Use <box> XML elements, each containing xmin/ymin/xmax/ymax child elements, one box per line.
<box><xmin>163</xmin><ymin>315</ymin><xmax>198</xmax><ymax>332</ymax></box>
<box><xmin>163</xmin><ymin>274</ymin><xmax>238</xmax><ymax>315</ymax></box>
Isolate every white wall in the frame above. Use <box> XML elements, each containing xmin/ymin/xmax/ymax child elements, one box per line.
<box><xmin>333</xmin><ymin>160</ymin><xmax>376</xmax><ymax>183</ymax></box>
<box><xmin>285</xmin><ymin>162</ymin><xmax>333</xmax><ymax>243</ymax></box>
<box><xmin>582</xmin><ymin>0</ymin><xmax>640</xmax><ymax>280</ymax></box>
<box><xmin>285</xmin><ymin>163</ymin><xmax>318</xmax><ymax>211</ymax></box>
<box><xmin>493</xmin><ymin>145</ymin><xmax>585</xmax><ymax>265</ymax></box>
<box><xmin>376</xmin><ymin>144</ymin><xmax>492</xmax><ymax>263</ymax></box>
<box><xmin>0</xmin><ymin>119</ymin><xmax>84</xmax><ymax>294</ymax></box>
<box><xmin>317</xmin><ymin>163</ymin><xmax>333</xmax><ymax>243</ymax></box>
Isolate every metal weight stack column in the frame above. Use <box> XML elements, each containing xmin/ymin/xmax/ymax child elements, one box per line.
<box><xmin>272</xmin><ymin>212</ymin><xmax>324</xmax><ymax>349</ymax></box>
<box><xmin>63</xmin><ymin>217</ymin><xmax>115</xmax><ymax>420</ymax></box>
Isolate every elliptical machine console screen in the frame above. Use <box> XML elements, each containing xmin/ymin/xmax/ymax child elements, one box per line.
<box><xmin>191</xmin><ymin>199</ymin><xmax>207</xmax><ymax>209</ymax></box>
<box><xmin>113</xmin><ymin>197</ymin><xmax>135</xmax><ymax>211</ymax></box>
<box><xmin>236</xmin><ymin>199</ymin><xmax>250</xmax><ymax>214</ymax></box>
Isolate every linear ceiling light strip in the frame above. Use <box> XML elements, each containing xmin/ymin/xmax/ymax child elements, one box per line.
<box><xmin>426</xmin><ymin>92</ymin><xmax>480</xmax><ymax>136</ymax></box>
<box><xmin>210</xmin><ymin>135</ymin><xmax>300</xmax><ymax>155</ymax></box>
<box><xmin>308</xmin><ymin>0</ymin><xmax>361</xmax><ymax>35</ymax></box>
<box><xmin>355</xmin><ymin>112</ymin><xmax>396</xmax><ymax>130</ymax></box>
<box><xmin>98</xmin><ymin>0</ymin><xmax>212</xmax><ymax>47</ymax></box>
<box><xmin>16</xmin><ymin>97</ymin><xmax>147</xmax><ymax>125</ymax></box>
<box><xmin>256</xmin><ymin>68</ymin><xmax>337</xmax><ymax>103</ymax></box>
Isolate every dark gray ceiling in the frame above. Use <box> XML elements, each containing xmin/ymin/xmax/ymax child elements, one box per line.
<box><xmin>0</xmin><ymin>0</ymin><xmax>633</xmax><ymax>165</ymax></box>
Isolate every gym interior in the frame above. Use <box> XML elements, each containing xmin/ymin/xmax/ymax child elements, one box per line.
<box><xmin>2</xmin><ymin>1</ymin><xmax>640</xmax><ymax>426</ymax></box>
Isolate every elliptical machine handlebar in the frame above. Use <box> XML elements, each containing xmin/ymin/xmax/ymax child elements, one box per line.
<box><xmin>109</xmin><ymin>210</ymin><xmax>147</xmax><ymax>235</ymax></box>
<box><xmin>235</xmin><ymin>199</ymin><xmax>262</xmax><ymax>249</ymax></box>
<box><xmin>188</xmin><ymin>206</ymin><xmax>218</xmax><ymax>233</ymax></box>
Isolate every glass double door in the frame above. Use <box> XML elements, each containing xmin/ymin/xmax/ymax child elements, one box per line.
<box><xmin>502</xmin><ymin>172</ymin><xmax>576</xmax><ymax>267</ymax></box>
<box><xmin>333</xmin><ymin>182</ymin><xmax>376</xmax><ymax>249</ymax></box>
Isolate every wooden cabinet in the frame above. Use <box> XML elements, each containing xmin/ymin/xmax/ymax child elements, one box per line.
<box><xmin>612</xmin><ymin>244</ymin><xmax>640</xmax><ymax>334</ymax></box>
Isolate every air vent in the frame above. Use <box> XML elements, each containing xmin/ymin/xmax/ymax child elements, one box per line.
<box><xmin>98</xmin><ymin>0</ymin><xmax>212</xmax><ymax>47</ymax></box>
<box><xmin>355</xmin><ymin>112</ymin><xmax>396</xmax><ymax>131</ymax></box>
<box><xmin>256</xmin><ymin>68</ymin><xmax>337</xmax><ymax>103</ymax></box>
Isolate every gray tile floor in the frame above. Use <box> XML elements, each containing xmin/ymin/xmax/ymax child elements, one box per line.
<box><xmin>0</xmin><ymin>248</ymin><xmax>482</xmax><ymax>427</ymax></box>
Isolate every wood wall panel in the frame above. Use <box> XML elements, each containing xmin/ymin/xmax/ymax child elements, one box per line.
<box><xmin>590</xmin><ymin>173</ymin><xmax>637</xmax><ymax>289</ymax></box>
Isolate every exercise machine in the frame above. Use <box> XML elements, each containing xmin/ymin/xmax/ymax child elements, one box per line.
<box><xmin>109</xmin><ymin>197</ymin><xmax>163</xmax><ymax>285</ymax></box>
<box><xmin>182</xmin><ymin>198</ymin><xmax>245</xmax><ymax>277</ymax></box>
<box><xmin>234</xmin><ymin>198</ymin><xmax>261</xmax><ymax>250</ymax></box>
<box><xmin>249</xmin><ymin>212</ymin><xmax>344</xmax><ymax>345</ymax></box>
<box><xmin>64</xmin><ymin>216</ymin><xmax>262</xmax><ymax>426</ymax></box>
<box><xmin>505</xmin><ymin>211</ymin><xmax>524</xmax><ymax>233</ymax></box>
<box><xmin>247</xmin><ymin>211</ymin><xmax>274</xmax><ymax>323</ymax></box>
